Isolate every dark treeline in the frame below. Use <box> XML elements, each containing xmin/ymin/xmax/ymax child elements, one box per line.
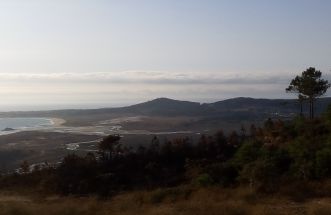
<box><xmin>2</xmin><ymin>105</ymin><xmax>331</xmax><ymax>198</ymax></box>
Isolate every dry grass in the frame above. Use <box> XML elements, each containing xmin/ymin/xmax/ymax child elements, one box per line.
<box><xmin>1</xmin><ymin>187</ymin><xmax>331</xmax><ymax>215</ymax></box>
<box><xmin>306</xmin><ymin>199</ymin><xmax>331</xmax><ymax>215</ymax></box>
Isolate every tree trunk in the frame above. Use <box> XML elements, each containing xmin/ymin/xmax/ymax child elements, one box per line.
<box><xmin>309</xmin><ymin>100</ymin><xmax>312</xmax><ymax>119</ymax></box>
<box><xmin>312</xmin><ymin>99</ymin><xmax>314</xmax><ymax>119</ymax></box>
<box><xmin>308</xmin><ymin>99</ymin><xmax>315</xmax><ymax>119</ymax></box>
<box><xmin>300</xmin><ymin>101</ymin><xmax>303</xmax><ymax>117</ymax></box>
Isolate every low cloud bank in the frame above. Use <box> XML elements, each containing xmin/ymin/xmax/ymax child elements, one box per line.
<box><xmin>0</xmin><ymin>71</ymin><xmax>293</xmax><ymax>85</ymax></box>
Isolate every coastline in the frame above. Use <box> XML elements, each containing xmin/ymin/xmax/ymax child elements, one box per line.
<box><xmin>0</xmin><ymin>117</ymin><xmax>66</xmax><ymax>136</ymax></box>
<box><xmin>50</xmin><ymin>118</ymin><xmax>66</xmax><ymax>126</ymax></box>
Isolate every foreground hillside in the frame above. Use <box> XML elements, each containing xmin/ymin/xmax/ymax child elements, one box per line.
<box><xmin>1</xmin><ymin>186</ymin><xmax>331</xmax><ymax>215</ymax></box>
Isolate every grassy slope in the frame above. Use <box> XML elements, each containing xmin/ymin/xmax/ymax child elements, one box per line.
<box><xmin>1</xmin><ymin>186</ymin><xmax>331</xmax><ymax>215</ymax></box>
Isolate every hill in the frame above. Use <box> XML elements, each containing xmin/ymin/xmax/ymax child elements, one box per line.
<box><xmin>1</xmin><ymin>97</ymin><xmax>331</xmax><ymax>129</ymax></box>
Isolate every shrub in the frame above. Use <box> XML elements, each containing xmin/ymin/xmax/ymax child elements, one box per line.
<box><xmin>206</xmin><ymin>162</ymin><xmax>238</xmax><ymax>187</ymax></box>
<box><xmin>194</xmin><ymin>174</ymin><xmax>214</xmax><ymax>187</ymax></box>
<box><xmin>316</xmin><ymin>147</ymin><xmax>331</xmax><ymax>178</ymax></box>
<box><xmin>234</xmin><ymin>140</ymin><xmax>262</xmax><ymax>168</ymax></box>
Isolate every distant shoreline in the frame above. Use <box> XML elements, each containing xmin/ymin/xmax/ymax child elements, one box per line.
<box><xmin>50</xmin><ymin>118</ymin><xmax>66</xmax><ymax>126</ymax></box>
<box><xmin>0</xmin><ymin>117</ymin><xmax>67</xmax><ymax>136</ymax></box>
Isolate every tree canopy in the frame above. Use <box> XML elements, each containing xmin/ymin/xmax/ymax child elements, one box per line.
<box><xmin>286</xmin><ymin>67</ymin><xmax>330</xmax><ymax>118</ymax></box>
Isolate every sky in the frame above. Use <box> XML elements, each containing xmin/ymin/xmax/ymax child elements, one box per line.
<box><xmin>0</xmin><ymin>0</ymin><xmax>330</xmax><ymax>110</ymax></box>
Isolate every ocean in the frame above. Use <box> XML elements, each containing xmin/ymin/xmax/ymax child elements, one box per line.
<box><xmin>0</xmin><ymin>118</ymin><xmax>53</xmax><ymax>134</ymax></box>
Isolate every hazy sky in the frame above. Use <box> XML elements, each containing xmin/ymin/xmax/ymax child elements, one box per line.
<box><xmin>0</xmin><ymin>0</ymin><xmax>330</xmax><ymax>110</ymax></box>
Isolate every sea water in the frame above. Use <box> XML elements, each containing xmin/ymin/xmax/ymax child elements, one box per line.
<box><xmin>0</xmin><ymin>118</ymin><xmax>53</xmax><ymax>133</ymax></box>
